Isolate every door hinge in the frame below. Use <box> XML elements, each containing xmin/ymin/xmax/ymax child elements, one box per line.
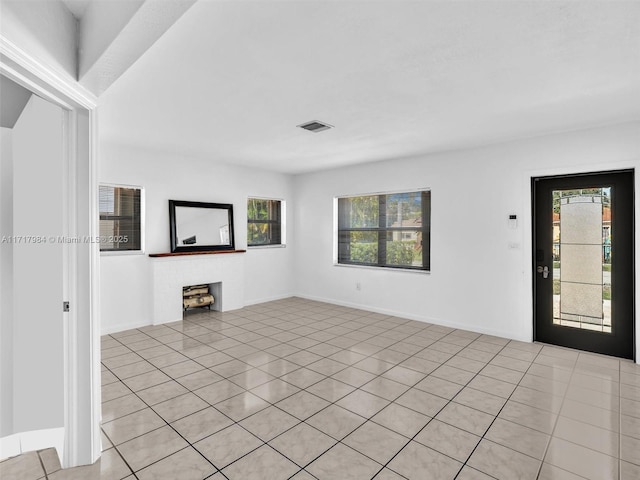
<box><xmin>63</xmin><ymin>301</ymin><xmax>70</xmax><ymax>312</ymax></box>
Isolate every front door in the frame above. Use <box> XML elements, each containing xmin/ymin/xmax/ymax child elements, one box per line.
<box><xmin>533</xmin><ymin>170</ymin><xmax>634</xmax><ymax>359</ymax></box>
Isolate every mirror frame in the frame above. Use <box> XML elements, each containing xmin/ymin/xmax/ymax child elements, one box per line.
<box><xmin>169</xmin><ymin>200</ymin><xmax>235</xmax><ymax>253</ymax></box>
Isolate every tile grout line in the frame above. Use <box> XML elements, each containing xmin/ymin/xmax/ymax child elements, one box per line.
<box><xmin>99</xmin><ymin>300</ymin><xmax>635</xmax><ymax>480</ymax></box>
<box><xmin>119</xmin><ymin>316</ymin><xmax>600</xmax><ymax>478</ymax></box>
<box><xmin>36</xmin><ymin>450</ymin><xmax>49</xmax><ymax>480</ymax></box>
<box><xmin>103</xmin><ymin>304</ymin><xmax>399</xmax><ymax>477</ymax></box>
<box><xmin>102</xmin><ymin>361</ymin><xmax>224</xmax><ymax>477</ymax></box>
<box><xmin>111</xmin><ymin>309</ymin><xmax>512</xmax><ymax>478</ymax></box>
<box><xmin>103</xmin><ymin>306</ymin><xmax>462</xmax><ymax>478</ymax></box>
<box><xmin>359</xmin><ymin>330</ymin><xmax>515</xmax><ymax>479</ymax></box>
<box><xmin>447</xmin><ymin>336</ymin><xmax>536</xmax><ymax>479</ymax></box>
<box><xmin>618</xmin><ymin>357</ymin><xmax>622</xmax><ymax>480</ymax></box>
<box><xmin>533</xmin><ymin>349</ymin><xmax>580</xmax><ymax>480</ymax></box>
<box><xmin>245</xmin><ymin>316</ymin><xmax>453</xmax><ymax>476</ymax></box>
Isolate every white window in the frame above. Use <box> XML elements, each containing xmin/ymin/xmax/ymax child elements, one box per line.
<box><xmin>247</xmin><ymin>198</ymin><xmax>286</xmax><ymax>247</ymax></box>
<box><xmin>99</xmin><ymin>184</ymin><xmax>144</xmax><ymax>253</ymax></box>
<box><xmin>336</xmin><ymin>190</ymin><xmax>430</xmax><ymax>270</ymax></box>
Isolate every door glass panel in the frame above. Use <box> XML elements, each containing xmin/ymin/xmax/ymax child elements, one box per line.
<box><xmin>553</xmin><ymin>187</ymin><xmax>612</xmax><ymax>332</ymax></box>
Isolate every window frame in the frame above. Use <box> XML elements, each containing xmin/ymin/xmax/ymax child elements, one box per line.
<box><xmin>99</xmin><ymin>183</ymin><xmax>145</xmax><ymax>255</ymax></box>
<box><xmin>247</xmin><ymin>197</ymin><xmax>286</xmax><ymax>248</ymax></box>
<box><xmin>335</xmin><ymin>189</ymin><xmax>430</xmax><ymax>271</ymax></box>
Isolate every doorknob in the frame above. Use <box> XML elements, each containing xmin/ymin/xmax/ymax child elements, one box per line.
<box><xmin>537</xmin><ymin>265</ymin><xmax>549</xmax><ymax>279</ymax></box>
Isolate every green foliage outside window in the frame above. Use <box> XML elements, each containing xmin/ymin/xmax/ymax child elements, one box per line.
<box><xmin>248</xmin><ymin>198</ymin><xmax>282</xmax><ymax>246</ymax></box>
<box><xmin>349</xmin><ymin>241</ymin><xmax>416</xmax><ymax>265</ymax></box>
<box><xmin>337</xmin><ymin>191</ymin><xmax>430</xmax><ymax>270</ymax></box>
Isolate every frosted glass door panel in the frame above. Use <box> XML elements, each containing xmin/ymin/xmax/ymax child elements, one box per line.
<box><xmin>554</xmin><ymin>189</ymin><xmax>611</xmax><ymax>332</ymax></box>
<box><xmin>561</xmin><ymin>244</ymin><xmax>603</xmax><ymax>284</ymax></box>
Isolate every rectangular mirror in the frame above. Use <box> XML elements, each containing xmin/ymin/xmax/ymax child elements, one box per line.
<box><xmin>169</xmin><ymin>200</ymin><xmax>235</xmax><ymax>252</ymax></box>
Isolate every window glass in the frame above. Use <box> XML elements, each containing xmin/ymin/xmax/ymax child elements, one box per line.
<box><xmin>99</xmin><ymin>185</ymin><xmax>143</xmax><ymax>252</ymax></box>
<box><xmin>337</xmin><ymin>190</ymin><xmax>430</xmax><ymax>270</ymax></box>
<box><xmin>248</xmin><ymin>198</ymin><xmax>284</xmax><ymax>246</ymax></box>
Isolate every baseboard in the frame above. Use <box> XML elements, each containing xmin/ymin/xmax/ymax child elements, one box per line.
<box><xmin>102</xmin><ymin>294</ymin><xmax>297</xmax><ymax>335</ymax></box>
<box><xmin>294</xmin><ymin>293</ymin><xmax>531</xmax><ymax>343</ymax></box>
<box><xmin>103</xmin><ymin>292</ymin><xmax>532</xmax><ymax>345</ymax></box>
<box><xmin>101</xmin><ymin>318</ymin><xmax>152</xmax><ymax>336</ymax></box>
<box><xmin>0</xmin><ymin>427</ymin><xmax>64</xmax><ymax>462</ymax></box>
<box><xmin>0</xmin><ymin>433</ymin><xmax>20</xmax><ymax>460</ymax></box>
<box><xmin>244</xmin><ymin>293</ymin><xmax>295</xmax><ymax>307</ymax></box>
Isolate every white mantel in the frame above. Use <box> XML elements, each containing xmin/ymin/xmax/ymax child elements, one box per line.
<box><xmin>149</xmin><ymin>251</ymin><xmax>245</xmax><ymax>325</ymax></box>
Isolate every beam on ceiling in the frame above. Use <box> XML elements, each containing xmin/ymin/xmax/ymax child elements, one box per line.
<box><xmin>78</xmin><ymin>0</ymin><xmax>196</xmax><ymax>96</ymax></box>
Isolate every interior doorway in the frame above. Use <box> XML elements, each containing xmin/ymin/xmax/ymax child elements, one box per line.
<box><xmin>0</xmin><ymin>50</ymin><xmax>100</xmax><ymax>468</ymax></box>
<box><xmin>1</xmin><ymin>79</ymin><xmax>67</xmax><ymax>457</ymax></box>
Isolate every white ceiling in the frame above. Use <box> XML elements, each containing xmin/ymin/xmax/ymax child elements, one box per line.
<box><xmin>60</xmin><ymin>0</ymin><xmax>90</xmax><ymax>19</ymax></box>
<box><xmin>99</xmin><ymin>0</ymin><xmax>640</xmax><ymax>174</ymax></box>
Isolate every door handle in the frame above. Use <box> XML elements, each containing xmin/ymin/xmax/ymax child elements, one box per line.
<box><xmin>537</xmin><ymin>265</ymin><xmax>549</xmax><ymax>279</ymax></box>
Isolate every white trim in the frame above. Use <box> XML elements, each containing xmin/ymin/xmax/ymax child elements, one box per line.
<box><xmin>99</xmin><ymin>182</ymin><xmax>145</xmax><ymax>189</ymax></box>
<box><xmin>0</xmin><ymin>434</ymin><xmax>20</xmax><ymax>460</ymax></box>
<box><xmin>98</xmin><ymin>183</ymin><xmax>146</xmax><ymax>254</ymax></box>
<box><xmin>334</xmin><ymin>186</ymin><xmax>431</xmax><ymax>199</ymax></box>
<box><xmin>332</xmin><ymin>263</ymin><xmax>430</xmax><ymax>274</ymax></box>
<box><xmin>522</xmin><ymin>161</ymin><xmax>639</xmax><ymax>363</ymax></box>
<box><xmin>89</xmin><ymin>108</ymin><xmax>102</xmax><ymax>459</ymax></box>
<box><xmin>0</xmin><ymin>36</ymin><xmax>101</xmax><ymax>467</ymax></box>
<box><xmin>247</xmin><ymin>197</ymin><xmax>287</xmax><ymax>247</ymax></box>
<box><xmin>101</xmin><ymin>318</ymin><xmax>152</xmax><ymax>337</ymax></box>
<box><xmin>333</xmin><ymin>189</ymin><xmax>431</xmax><ymax>270</ymax></box>
<box><xmin>20</xmin><ymin>428</ymin><xmax>64</xmax><ymax>460</ymax></box>
<box><xmin>0</xmin><ymin>35</ymin><xmax>96</xmax><ymax>109</ymax></box>
<box><xmin>243</xmin><ymin>293</ymin><xmax>296</xmax><ymax>307</ymax></box>
<box><xmin>62</xmin><ymin>109</ymin><xmax>75</xmax><ymax>468</ymax></box>
<box><xmin>100</xmin><ymin>250</ymin><xmax>146</xmax><ymax>256</ymax></box>
<box><xmin>103</xmin><ymin>292</ymin><xmax>297</xmax><ymax>335</ymax></box>
<box><xmin>333</xmin><ymin>197</ymin><xmax>338</xmax><ymax>264</ymax></box>
<box><xmin>294</xmin><ymin>293</ymin><xmax>530</xmax><ymax>342</ymax></box>
<box><xmin>0</xmin><ymin>428</ymin><xmax>65</xmax><ymax>462</ymax></box>
<box><xmin>281</xmin><ymin>199</ymin><xmax>287</xmax><ymax>246</ymax></box>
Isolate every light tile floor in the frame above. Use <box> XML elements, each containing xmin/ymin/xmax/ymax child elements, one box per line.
<box><xmin>3</xmin><ymin>297</ymin><xmax>640</xmax><ymax>479</ymax></box>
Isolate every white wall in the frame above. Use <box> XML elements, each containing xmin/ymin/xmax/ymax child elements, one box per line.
<box><xmin>293</xmin><ymin>122</ymin><xmax>640</xmax><ymax>352</ymax></box>
<box><xmin>0</xmin><ymin>128</ymin><xmax>14</xmax><ymax>437</ymax></box>
<box><xmin>99</xmin><ymin>142</ymin><xmax>295</xmax><ymax>334</ymax></box>
<box><xmin>78</xmin><ymin>0</ymin><xmax>145</xmax><ymax>79</ymax></box>
<box><xmin>11</xmin><ymin>95</ymin><xmax>65</xmax><ymax>433</ymax></box>
<box><xmin>101</xmin><ymin>122</ymin><xmax>640</xmax><ymax>363</ymax></box>
<box><xmin>0</xmin><ymin>0</ymin><xmax>77</xmax><ymax>81</ymax></box>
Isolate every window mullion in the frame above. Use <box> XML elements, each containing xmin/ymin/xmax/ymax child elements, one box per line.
<box><xmin>378</xmin><ymin>195</ymin><xmax>387</xmax><ymax>266</ymax></box>
<box><xmin>422</xmin><ymin>191</ymin><xmax>431</xmax><ymax>270</ymax></box>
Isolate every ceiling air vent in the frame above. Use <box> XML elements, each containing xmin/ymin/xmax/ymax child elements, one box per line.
<box><xmin>297</xmin><ymin>120</ymin><xmax>333</xmax><ymax>133</ymax></box>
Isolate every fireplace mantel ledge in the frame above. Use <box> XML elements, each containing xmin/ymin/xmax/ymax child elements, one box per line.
<box><xmin>149</xmin><ymin>249</ymin><xmax>246</xmax><ymax>258</ymax></box>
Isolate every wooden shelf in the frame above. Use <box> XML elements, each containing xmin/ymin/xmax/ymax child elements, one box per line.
<box><xmin>149</xmin><ymin>249</ymin><xmax>246</xmax><ymax>258</ymax></box>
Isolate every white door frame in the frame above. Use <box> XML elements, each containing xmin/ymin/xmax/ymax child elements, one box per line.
<box><xmin>522</xmin><ymin>161</ymin><xmax>640</xmax><ymax>364</ymax></box>
<box><xmin>0</xmin><ymin>36</ymin><xmax>101</xmax><ymax>467</ymax></box>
